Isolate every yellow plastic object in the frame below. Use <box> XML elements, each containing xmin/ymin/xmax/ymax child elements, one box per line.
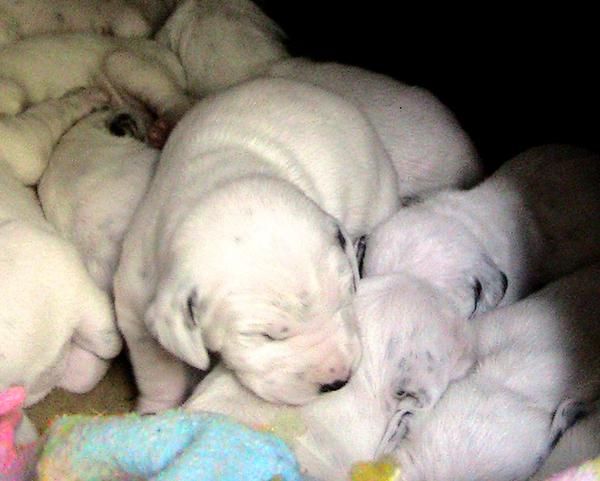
<box><xmin>351</xmin><ymin>458</ymin><xmax>402</xmax><ymax>481</ymax></box>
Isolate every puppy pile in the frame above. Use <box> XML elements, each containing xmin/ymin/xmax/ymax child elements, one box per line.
<box><xmin>0</xmin><ymin>1</ymin><xmax>598</xmax><ymax>481</ymax></box>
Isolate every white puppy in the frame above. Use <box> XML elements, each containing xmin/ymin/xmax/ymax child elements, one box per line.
<box><xmin>38</xmin><ymin>107</ymin><xmax>160</xmax><ymax>294</ymax></box>
<box><xmin>0</xmin><ymin>86</ymin><xmax>114</xmax><ymax>186</ymax></box>
<box><xmin>114</xmin><ymin>77</ymin><xmax>400</xmax><ymax>412</ymax></box>
<box><xmin>184</xmin><ymin>273</ymin><xmax>474</xmax><ymax>481</ymax></box>
<box><xmin>531</xmin><ymin>399</ymin><xmax>600</xmax><ymax>480</ymax></box>
<box><xmin>0</xmin><ymin>0</ymin><xmax>152</xmax><ymax>45</ymax></box>
<box><xmin>366</xmin><ymin>144</ymin><xmax>600</xmax><ymax>316</ymax></box>
<box><xmin>0</xmin><ymin>32</ymin><xmax>193</xmax><ymax>122</ymax></box>
<box><xmin>361</xmin><ymin>145</ymin><xmax>600</xmax><ymax>410</ymax></box>
<box><xmin>156</xmin><ymin>0</ymin><xmax>289</xmax><ymax>97</ymax></box>
<box><xmin>378</xmin><ymin>263</ymin><xmax>600</xmax><ymax>481</ymax></box>
<box><xmin>266</xmin><ymin>58</ymin><xmax>483</xmax><ymax>197</ymax></box>
<box><xmin>0</xmin><ymin>91</ymin><xmax>122</xmax><ymax>406</ymax></box>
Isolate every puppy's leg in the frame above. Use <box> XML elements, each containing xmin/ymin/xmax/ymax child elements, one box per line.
<box><xmin>58</xmin><ymin>343</ymin><xmax>112</xmax><ymax>394</ymax></box>
<box><xmin>0</xmin><ymin>88</ymin><xmax>109</xmax><ymax>184</ymax></box>
<box><xmin>103</xmin><ymin>50</ymin><xmax>195</xmax><ymax>147</ymax></box>
<box><xmin>0</xmin><ymin>78</ymin><xmax>26</xmax><ymax>114</ymax></box>
<box><xmin>117</xmin><ymin>303</ymin><xmax>194</xmax><ymax>413</ymax></box>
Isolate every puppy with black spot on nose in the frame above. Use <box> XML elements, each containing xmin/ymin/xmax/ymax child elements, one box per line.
<box><xmin>362</xmin><ymin>144</ymin><xmax>600</xmax><ymax>415</ymax></box>
<box><xmin>114</xmin><ymin>76</ymin><xmax>403</xmax><ymax>413</ymax></box>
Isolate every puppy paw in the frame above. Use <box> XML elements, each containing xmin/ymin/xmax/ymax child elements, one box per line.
<box><xmin>58</xmin><ymin>344</ymin><xmax>111</xmax><ymax>394</ymax></box>
<box><xmin>136</xmin><ymin>395</ymin><xmax>182</xmax><ymax>415</ymax></box>
<box><xmin>147</xmin><ymin>117</ymin><xmax>173</xmax><ymax>149</ymax></box>
<box><xmin>376</xmin><ymin>409</ymin><xmax>413</xmax><ymax>456</ymax></box>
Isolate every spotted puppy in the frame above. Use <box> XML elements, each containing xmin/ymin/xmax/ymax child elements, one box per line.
<box><xmin>183</xmin><ymin>274</ymin><xmax>449</xmax><ymax>481</ymax></box>
<box><xmin>38</xmin><ymin>107</ymin><xmax>160</xmax><ymax>295</ymax></box>
<box><xmin>114</xmin><ymin>76</ymin><xmax>400</xmax><ymax>412</ymax></box>
<box><xmin>362</xmin><ymin>144</ymin><xmax>600</xmax><ymax>411</ymax></box>
<box><xmin>0</xmin><ymin>90</ymin><xmax>122</xmax><ymax>406</ymax></box>
<box><xmin>379</xmin><ymin>263</ymin><xmax>600</xmax><ymax>481</ymax></box>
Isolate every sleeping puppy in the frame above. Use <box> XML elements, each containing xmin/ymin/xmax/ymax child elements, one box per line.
<box><xmin>362</xmin><ymin>144</ymin><xmax>600</xmax><ymax>411</ymax></box>
<box><xmin>0</xmin><ymin>86</ymin><xmax>112</xmax><ymax>185</ymax></box>
<box><xmin>531</xmin><ymin>399</ymin><xmax>600</xmax><ymax>480</ymax></box>
<box><xmin>114</xmin><ymin>76</ymin><xmax>400</xmax><ymax>412</ymax></box>
<box><xmin>0</xmin><ymin>0</ymin><xmax>152</xmax><ymax>45</ymax></box>
<box><xmin>0</xmin><ymin>91</ymin><xmax>122</xmax><ymax>407</ymax></box>
<box><xmin>0</xmin><ymin>32</ymin><xmax>194</xmax><ymax>124</ymax></box>
<box><xmin>156</xmin><ymin>0</ymin><xmax>289</xmax><ymax>97</ymax></box>
<box><xmin>266</xmin><ymin>57</ymin><xmax>483</xmax><ymax>197</ymax></box>
<box><xmin>183</xmin><ymin>273</ymin><xmax>474</xmax><ymax>481</ymax></box>
<box><xmin>38</xmin><ymin>107</ymin><xmax>160</xmax><ymax>294</ymax></box>
<box><xmin>378</xmin><ymin>262</ymin><xmax>600</xmax><ymax>481</ymax></box>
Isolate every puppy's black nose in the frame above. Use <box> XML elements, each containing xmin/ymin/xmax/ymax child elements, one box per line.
<box><xmin>319</xmin><ymin>379</ymin><xmax>349</xmax><ymax>393</ymax></box>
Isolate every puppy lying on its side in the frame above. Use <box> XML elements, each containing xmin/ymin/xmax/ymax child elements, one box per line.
<box><xmin>184</xmin><ymin>274</ymin><xmax>456</xmax><ymax>481</ymax></box>
<box><xmin>380</xmin><ymin>263</ymin><xmax>600</xmax><ymax>481</ymax></box>
<box><xmin>38</xmin><ymin>107</ymin><xmax>160</xmax><ymax>294</ymax></box>
<box><xmin>266</xmin><ymin>58</ymin><xmax>483</xmax><ymax>197</ymax></box>
<box><xmin>157</xmin><ymin>0</ymin><xmax>289</xmax><ymax>97</ymax></box>
<box><xmin>531</xmin><ymin>399</ymin><xmax>600</xmax><ymax>480</ymax></box>
<box><xmin>114</xmin><ymin>77</ymin><xmax>400</xmax><ymax>412</ymax></box>
<box><xmin>362</xmin><ymin>145</ymin><xmax>600</xmax><ymax>410</ymax></box>
<box><xmin>0</xmin><ymin>0</ymin><xmax>152</xmax><ymax>45</ymax></box>
<box><xmin>0</xmin><ymin>90</ymin><xmax>122</xmax><ymax>406</ymax></box>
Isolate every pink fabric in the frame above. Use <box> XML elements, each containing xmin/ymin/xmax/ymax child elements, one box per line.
<box><xmin>0</xmin><ymin>387</ymin><xmax>37</xmax><ymax>481</ymax></box>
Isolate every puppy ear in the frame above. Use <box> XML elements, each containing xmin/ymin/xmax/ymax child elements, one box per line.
<box><xmin>145</xmin><ymin>281</ymin><xmax>210</xmax><ymax>371</ymax></box>
<box><xmin>469</xmin><ymin>255</ymin><xmax>508</xmax><ymax>318</ymax></box>
<box><xmin>353</xmin><ymin>235</ymin><xmax>368</xmax><ymax>279</ymax></box>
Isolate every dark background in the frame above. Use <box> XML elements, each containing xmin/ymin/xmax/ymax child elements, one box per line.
<box><xmin>257</xmin><ymin>2</ymin><xmax>598</xmax><ymax>174</ymax></box>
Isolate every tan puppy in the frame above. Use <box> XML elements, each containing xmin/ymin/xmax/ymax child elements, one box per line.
<box><xmin>0</xmin><ymin>33</ymin><xmax>193</xmax><ymax>122</ymax></box>
<box><xmin>0</xmin><ymin>90</ymin><xmax>122</xmax><ymax>406</ymax></box>
<box><xmin>0</xmin><ymin>87</ymin><xmax>113</xmax><ymax>185</ymax></box>
<box><xmin>38</xmin><ymin>107</ymin><xmax>159</xmax><ymax>294</ymax></box>
<box><xmin>114</xmin><ymin>77</ymin><xmax>400</xmax><ymax>412</ymax></box>
<box><xmin>0</xmin><ymin>0</ymin><xmax>152</xmax><ymax>45</ymax></box>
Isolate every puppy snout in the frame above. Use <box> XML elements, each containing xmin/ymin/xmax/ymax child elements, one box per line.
<box><xmin>319</xmin><ymin>378</ymin><xmax>349</xmax><ymax>393</ymax></box>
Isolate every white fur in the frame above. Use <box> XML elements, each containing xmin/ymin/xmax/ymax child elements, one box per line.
<box><xmin>0</xmin><ymin>86</ymin><xmax>110</xmax><ymax>185</ymax></box>
<box><xmin>184</xmin><ymin>274</ymin><xmax>458</xmax><ymax>481</ymax></box>
<box><xmin>38</xmin><ymin>107</ymin><xmax>160</xmax><ymax>294</ymax></box>
<box><xmin>114</xmin><ymin>76</ymin><xmax>400</xmax><ymax>411</ymax></box>
<box><xmin>366</xmin><ymin>144</ymin><xmax>600</xmax><ymax>315</ymax></box>
<box><xmin>531</xmin><ymin>400</ymin><xmax>600</xmax><ymax>480</ymax></box>
<box><xmin>0</xmin><ymin>32</ymin><xmax>193</xmax><ymax>120</ymax></box>
<box><xmin>0</xmin><ymin>92</ymin><xmax>122</xmax><ymax>406</ymax></box>
<box><xmin>381</xmin><ymin>263</ymin><xmax>600</xmax><ymax>481</ymax></box>
<box><xmin>267</xmin><ymin>58</ymin><xmax>483</xmax><ymax>197</ymax></box>
<box><xmin>157</xmin><ymin>0</ymin><xmax>288</xmax><ymax>97</ymax></box>
<box><xmin>0</xmin><ymin>0</ymin><xmax>152</xmax><ymax>45</ymax></box>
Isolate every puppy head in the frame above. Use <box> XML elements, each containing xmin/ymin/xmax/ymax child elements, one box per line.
<box><xmin>363</xmin><ymin>201</ymin><xmax>508</xmax><ymax>319</ymax></box>
<box><xmin>146</xmin><ymin>178</ymin><xmax>362</xmax><ymax>405</ymax></box>
<box><xmin>354</xmin><ymin>273</ymin><xmax>476</xmax><ymax>415</ymax></box>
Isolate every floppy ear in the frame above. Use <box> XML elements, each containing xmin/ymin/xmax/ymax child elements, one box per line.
<box><xmin>145</xmin><ymin>280</ymin><xmax>210</xmax><ymax>371</ymax></box>
<box><xmin>468</xmin><ymin>254</ymin><xmax>508</xmax><ymax>318</ymax></box>
<box><xmin>353</xmin><ymin>235</ymin><xmax>368</xmax><ymax>279</ymax></box>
